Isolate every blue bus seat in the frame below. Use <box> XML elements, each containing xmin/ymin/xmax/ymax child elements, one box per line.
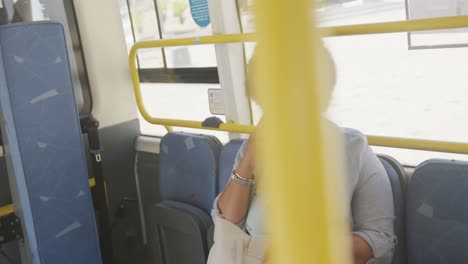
<box><xmin>407</xmin><ymin>159</ymin><xmax>468</xmax><ymax>264</ymax></box>
<box><xmin>150</xmin><ymin>132</ymin><xmax>221</xmax><ymax>264</ymax></box>
<box><xmin>207</xmin><ymin>139</ymin><xmax>244</xmax><ymax>249</ymax></box>
<box><xmin>378</xmin><ymin>155</ymin><xmax>406</xmax><ymax>264</ymax></box>
<box><xmin>0</xmin><ymin>22</ymin><xmax>101</xmax><ymax>263</ymax></box>
<box><xmin>217</xmin><ymin>139</ymin><xmax>245</xmax><ymax>194</ymax></box>
<box><xmin>379</xmin><ymin>154</ymin><xmax>408</xmax><ymax>195</ymax></box>
<box><xmin>150</xmin><ymin>200</ymin><xmax>213</xmax><ymax>264</ymax></box>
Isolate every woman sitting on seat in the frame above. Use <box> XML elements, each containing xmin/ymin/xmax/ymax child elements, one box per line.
<box><xmin>208</xmin><ymin>43</ymin><xmax>396</xmax><ymax>264</ymax></box>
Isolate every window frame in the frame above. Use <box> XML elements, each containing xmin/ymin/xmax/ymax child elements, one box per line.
<box><xmin>67</xmin><ymin>0</ymin><xmax>93</xmax><ymax>114</ymax></box>
<box><xmin>123</xmin><ymin>0</ymin><xmax>220</xmax><ymax>84</ymax></box>
<box><xmin>139</xmin><ymin>67</ymin><xmax>219</xmax><ymax>83</ymax></box>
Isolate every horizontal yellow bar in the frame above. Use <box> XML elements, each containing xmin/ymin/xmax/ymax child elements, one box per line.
<box><xmin>0</xmin><ymin>178</ymin><xmax>97</xmax><ymax>217</ymax></box>
<box><xmin>368</xmin><ymin>135</ymin><xmax>468</xmax><ymax>155</ymax></box>
<box><xmin>321</xmin><ymin>15</ymin><xmax>468</xmax><ymax>36</ymax></box>
<box><xmin>130</xmin><ymin>111</ymin><xmax>468</xmax><ymax>155</ymax></box>
<box><xmin>131</xmin><ymin>33</ymin><xmax>256</xmax><ymax>50</ymax></box>
<box><xmin>130</xmin><ymin>16</ymin><xmax>468</xmax><ymax>53</ymax></box>
<box><xmin>139</xmin><ymin>117</ymin><xmax>254</xmax><ymax>134</ymax></box>
<box><xmin>129</xmin><ymin>16</ymin><xmax>468</xmax><ymax>145</ymax></box>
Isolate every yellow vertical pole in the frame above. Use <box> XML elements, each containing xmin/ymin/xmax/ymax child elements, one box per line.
<box><xmin>255</xmin><ymin>1</ymin><xmax>351</xmax><ymax>264</ymax></box>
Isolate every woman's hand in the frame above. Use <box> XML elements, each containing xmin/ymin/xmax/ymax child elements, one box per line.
<box><xmin>218</xmin><ymin>130</ymin><xmax>258</xmax><ymax>224</ymax></box>
<box><xmin>352</xmin><ymin>234</ymin><xmax>373</xmax><ymax>264</ymax></box>
<box><xmin>236</xmin><ymin>132</ymin><xmax>257</xmax><ymax>179</ymax></box>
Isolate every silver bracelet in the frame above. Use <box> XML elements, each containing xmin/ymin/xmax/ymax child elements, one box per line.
<box><xmin>230</xmin><ymin>170</ymin><xmax>255</xmax><ymax>186</ymax></box>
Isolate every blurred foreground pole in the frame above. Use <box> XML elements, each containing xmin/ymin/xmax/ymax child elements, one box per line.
<box><xmin>255</xmin><ymin>0</ymin><xmax>352</xmax><ymax>263</ymax></box>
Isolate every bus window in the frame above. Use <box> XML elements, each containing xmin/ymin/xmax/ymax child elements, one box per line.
<box><xmin>159</xmin><ymin>0</ymin><xmax>217</xmax><ymax>68</ymax></box>
<box><xmin>122</xmin><ymin>0</ymin><xmax>164</xmax><ymax>68</ymax></box>
<box><xmin>316</xmin><ymin>0</ymin><xmax>407</xmax><ymax>27</ymax></box>
<box><xmin>0</xmin><ymin>0</ymin><xmax>92</xmax><ymax>114</ymax></box>
<box><xmin>139</xmin><ymin>83</ymin><xmax>228</xmax><ymax>142</ymax></box>
<box><xmin>408</xmin><ymin>0</ymin><xmax>468</xmax><ymax>48</ymax></box>
<box><xmin>320</xmin><ymin>0</ymin><xmax>468</xmax><ymax>165</ymax></box>
<box><xmin>120</xmin><ymin>0</ymin><xmax>223</xmax><ymax>140</ymax></box>
<box><xmin>120</xmin><ymin>0</ymin><xmax>217</xmax><ymax>68</ymax></box>
<box><xmin>237</xmin><ymin>0</ymin><xmax>255</xmax><ymax>61</ymax></box>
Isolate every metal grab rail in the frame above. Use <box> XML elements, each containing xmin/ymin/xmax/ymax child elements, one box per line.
<box><xmin>367</xmin><ymin>136</ymin><xmax>468</xmax><ymax>155</ymax></box>
<box><xmin>130</xmin><ymin>16</ymin><xmax>468</xmax><ymax>51</ymax></box>
<box><xmin>128</xmin><ymin>15</ymin><xmax>468</xmax><ymax>152</ymax></box>
<box><xmin>0</xmin><ymin>178</ymin><xmax>96</xmax><ymax>217</ymax></box>
<box><xmin>321</xmin><ymin>15</ymin><xmax>468</xmax><ymax>36</ymax></box>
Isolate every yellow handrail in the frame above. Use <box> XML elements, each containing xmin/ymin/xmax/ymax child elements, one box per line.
<box><xmin>130</xmin><ymin>16</ymin><xmax>468</xmax><ymax>52</ymax></box>
<box><xmin>257</xmin><ymin>0</ymin><xmax>350</xmax><ymax>262</ymax></box>
<box><xmin>134</xmin><ymin>109</ymin><xmax>468</xmax><ymax>154</ymax></box>
<box><xmin>367</xmin><ymin>136</ymin><xmax>468</xmax><ymax>154</ymax></box>
<box><xmin>128</xmin><ymin>15</ymin><xmax>468</xmax><ymax>148</ymax></box>
<box><xmin>321</xmin><ymin>15</ymin><xmax>468</xmax><ymax>36</ymax></box>
<box><xmin>0</xmin><ymin>204</ymin><xmax>13</xmax><ymax>217</ymax></box>
<box><xmin>0</xmin><ymin>178</ymin><xmax>97</xmax><ymax>218</ymax></box>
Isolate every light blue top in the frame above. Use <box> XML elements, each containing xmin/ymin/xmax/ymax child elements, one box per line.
<box><xmin>245</xmin><ymin>193</ymin><xmax>266</xmax><ymax>236</ymax></box>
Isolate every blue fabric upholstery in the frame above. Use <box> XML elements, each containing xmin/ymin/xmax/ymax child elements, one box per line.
<box><xmin>154</xmin><ymin>132</ymin><xmax>222</xmax><ymax>264</ymax></box>
<box><xmin>0</xmin><ymin>22</ymin><xmax>101</xmax><ymax>263</ymax></box>
<box><xmin>218</xmin><ymin>139</ymin><xmax>245</xmax><ymax>194</ymax></box>
<box><xmin>407</xmin><ymin>159</ymin><xmax>468</xmax><ymax>264</ymax></box>
<box><xmin>379</xmin><ymin>156</ymin><xmax>406</xmax><ymax>264</ymax></box>
<box><xmin>159</xmin><ymin>132</ymin><xmax>221</xmax><ymax>213</ymax></box>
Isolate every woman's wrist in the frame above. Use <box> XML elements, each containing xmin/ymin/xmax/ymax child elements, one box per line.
<box><xmin>235</xmin><ymin>160</ymin><xmax>255</xmax><ymax>180</ymax></box>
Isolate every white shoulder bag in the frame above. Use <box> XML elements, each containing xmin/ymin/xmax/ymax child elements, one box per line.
<box><xmin>207</xmin><ymin>215</ymin><xmax>269</xmax><ymax>264</ymax></box>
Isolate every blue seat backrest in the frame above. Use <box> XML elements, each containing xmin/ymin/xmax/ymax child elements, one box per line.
<box><xmin>379</xmin><ymin>156</ymin><xmax>406</xmax><ymax>264</ymax></box>
<box><xmin>0</xmin><ymin>22</ymin><xmax>101</xmax><ymax>263</ymax></box>
<box><xmin>159</xmin><ymin>132</ymin><xmax>221</xmax><ymax>213</ymax></box>
<box><xmin>218</xmin><ymin>139</ymin><xmax>245</xmax><ymax>194</ymax></box>
<box><xmin>407</xmin><ymin>159</ymin><xmax>468</xmax><ymax>264</ymax></box>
